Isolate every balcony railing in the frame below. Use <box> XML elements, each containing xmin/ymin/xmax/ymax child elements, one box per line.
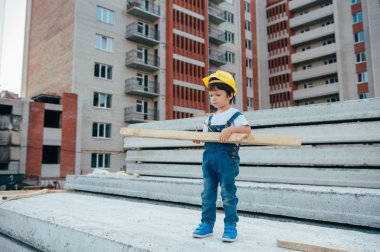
<box><xmin>125</xmin><ymin>77</ymin><xmax>160</xmax><ymax>98</ymax></box>
<box><xmin>208</xmin><ymin>6</ymin><xmax>225</xmax><ymax>24</ymax></box>
<box><xmin>209</xmin><ymin>27</ymin><xmax>226</xmax><ymax>45</ymax></box>
<box><xmin>0</xmin><ymin>115</ymin><xmax>21</xmax><ymax>131</ymax></box>
<box><xmin>127</xmin><ymin>0</ymin><xmax>160</xmax><ymax>21</ymax></box>
<box><xmin>126</xmin><ymin>23</ymin><xmax>160</xmax><ymax>46</ymax></box>
<box><xmin>209</xmin><ymin>49</ymin><xmax>226</xmax><ymax>66</ymax></box>
<box><xmin>209</xmin><ymin>0</ymin><xmax>224</xmax><ymax>4</ymax></box>
<box><xmin>125</xmin><ymin>49</ymin><xmax>160</xmax><ymax>72</ymax></box>
<box><xmin>124</xmin><ymin>107</ymin><xmax>159</xmax><ymax>123</ymax></box>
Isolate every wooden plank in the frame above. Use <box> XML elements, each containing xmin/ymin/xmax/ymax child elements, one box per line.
<box><xmin>276</xmin><ymin>239</ymin><xmax>360</xmax><ymax>252</ymax></box>
<box><xmin>126</xmin><ymin>145</ymin><xmax>380</xmax><ymax>166</ymax></box>
<box><xmin>124</xmin><ymin>121</ymin><xmax>380</xmax><ymax>149</ymax></box>
<box><xmin>120</xmin><ymin>128</ymin><xmax>302</xmax><ymax>146</ymax></box>
<box><xmin>127</xmin><ymin>163</ymin><xmax>380</xmax><ymax>188</ymax></box>
<box><xmin>128</xmin><ymin>98</ymin><xmax>380</xmax><ymax>130</ymax></box>
<box><xmin>1</xmin><ymin>189</ymin><xmax>67</xmax><ymax>201</ymax></box>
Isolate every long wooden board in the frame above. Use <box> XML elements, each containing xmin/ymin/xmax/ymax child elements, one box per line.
<box><xmin>120</xmin><ymin>128</ymin><xmax>302</xmax><ymax>146</ymax></box>
<box><xmin>277</xmin><ymin>239</ymin><xmax>360</xmax><ymax>252</ymax></box>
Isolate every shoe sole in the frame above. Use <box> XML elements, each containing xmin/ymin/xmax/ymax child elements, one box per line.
<box><xmin>222</xmin><ymin>236</ymin><xmax>238</xmax><ymax>242</ymax></box>
<box><xmin>192</xmin><ymin>233</ymin><xmax>213</xmax><ymax>238</ymax></box>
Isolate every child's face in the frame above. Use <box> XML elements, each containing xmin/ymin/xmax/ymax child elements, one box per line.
<box><xmin>209</xmin><ymin>88</ymin><xmax>233</xmax><ymax>111</ymax></box>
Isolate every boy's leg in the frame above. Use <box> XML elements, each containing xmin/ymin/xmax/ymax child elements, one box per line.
<box><xmin>201</xmin><ymin>156</ymin><xmax>219</xmax><ymax>226</ymax></box>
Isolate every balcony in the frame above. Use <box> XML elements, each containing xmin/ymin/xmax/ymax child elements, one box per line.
<box><xmin>125</xmin><ymin>50</ymin><xmax>160</xmax><ymax>72</ymax></box>
<box><xmin>291</xmin><ymin>43</ymin><xmax>336</xmax><ymax>64</ymax></box>
<box><xmin>290</xmin><ymin>24</ymin><xmax>335</xmax><ymax>46</ymax></box>
<box><xmin>289</xmin><ymin>0</ymin><xmax>319</xmax><ymax>11</ymax></box>
<box><xmin>126</xmin><ymin>0</ymin><xmax>160</xmax><ymax>21</ymax></box>
<box><xmin>209</xmin><ymin>49</ymin><xmax>226</xmax><ymax>66</ymax></box>
<box><xmin>126</xmin><ymin>23</ymin><xmax>160</xmax><ymax>46</ymax></box>
<box><xmin>293</xmin><ymin>63</ymin><xmax>337</xmax><ymax>82</ymax></box>
<box><xmin>0</xmin><ymin>131</ymin><xmax>21</xmax><ymax>146</ymax></box>
<box><xmin>0</xmin><ymin>115</ymin><xmax>21</xmax><ymax>131</ymax></box>
<box><xmin>290</xmin><ymin>5</ymin><xmax>334</xmax><ymax>28</ymax></box>
<box><xmin>125</xmin><ymin>77</ymin><xmax>160</xmax><ymax>98</ymax></box>
<box><xmin>294</xmin><ymin>83</ymin><xmax>339</xmax><ymax>100</ymax></box>
<box><xmin>124</xmin><ymin>107</ymin><xmax>159</xmax><ymax>123</ymax></box>
<box><xmin>209</xmin><ymin>27</ymin><xmax>226</xmax><ymax>45</ymax></box>
<box><xmin>0</xmin><ymin>146</ymin><xmax>19</xmax><ymax>164</ymax></box>
<box><xmin>208</xmin><ymin>6</ymin><xmax>225</xmax><ymax>24</ymax></box>
<box><xmin>209</xmin><ymin>0</ymin><xmax>224</xmax><ymax>4</ymax></box>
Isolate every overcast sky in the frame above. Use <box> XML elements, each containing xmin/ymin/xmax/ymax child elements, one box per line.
<box><xmin>0</xmin><ymin>0</ymin><xmax>27</xmax><ymax>95</ymax></box>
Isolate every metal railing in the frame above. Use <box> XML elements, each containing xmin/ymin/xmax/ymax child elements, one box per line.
<box><xmin>124</xmin><ymin>107</ymin><xmax>159</xmax><ymax>122</ymax></box>
<box><xmin>209</xmin><ymin>49</ymin><xmax>226</xmax><ymax>63</ymax></box>
<box><xmin>126</xmin><ymin>22</ymin><xmax>160</xmax><ymax>41</ymax></box>
<box><xmin>125</xmin><ymin>50</ymin><xmax>160</xmax><ymax>68</ymax></box>
<box><xmin>125</xmin><ymin>77</ymin><xmax>160</xmax><ymax>94</ymax></box>
<box><xmin>208</xmin><ymin>6</ymin><xmax>224</xmax><ymax>20</ymax></box>
<box><xmin>208</xmin><ymin>27</ymin><xmax>226</xmax><ymax>42</ymax></box>
<box><xmin>127</xmin><ymin>0</ymin><xmax>160</xmax><ymax>16</ymax></box>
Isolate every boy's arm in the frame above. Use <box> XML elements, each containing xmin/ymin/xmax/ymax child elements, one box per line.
<box><xmin>219</xmin><ymin>125</ymin><xmax>251</xmax><ymax>143</ymax></box>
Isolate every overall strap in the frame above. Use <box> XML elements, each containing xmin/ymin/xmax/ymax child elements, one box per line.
<box><xmin>226</xmin><ymin>111</ymin><xmax>242</xmax><ymax>127</ymax></box>
<box><xmin>207</xmin><ymin>114</ymin><xmax>214</xmax><ymax>132</ymax></box>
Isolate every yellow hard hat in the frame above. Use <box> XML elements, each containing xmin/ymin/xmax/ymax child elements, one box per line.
<box><xmin>202</xmin><ymin>70</ymin><xmax>237</xmax><ymax>96</ymax></box>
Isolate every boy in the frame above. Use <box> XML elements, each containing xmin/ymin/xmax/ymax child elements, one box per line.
<box><xmin>192</xmin><ymin>70</ymin><xmax>251</xmax><ymax>242</ymax></box>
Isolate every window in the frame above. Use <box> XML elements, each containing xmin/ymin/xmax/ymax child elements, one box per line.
<box><xmin>93</xmin><ymin>92</ymin><xmax>112</xmax><ymax>108</ymax></box>
<box><xmin>299</xmin><ymin>10</ymin><xmax>309</xmax><ymax>15</ymax></box>
<box><xmin>302</xmin><ymin>64</ymin><xmax>312</xmax><ymax>70</ymax></box>
<box><xmin>96</xmin><ymin>6</ymin><xmax>114</xmax><ymax>24</ymax></box>
<box><xmin>359</xmin><ymin>93</ymin><xmax>368</xmax><ymax>99</ymax></box>
<box><xmin>352</xmin><ymin>12</ymin><xmax>363</xmax><ymax>24</ymax></box>
<box><xmin>224</xmin><ymin>11</ymin><xmax>234</xmax><ymax>24</ymax></box>
<box><xmin>354</xmin><ymin>32</ymin><xmax>365</xmax><ymax>43</ymax></box>
<box><xmin>324</xmin><ymin>58</ymin><xmax>337</xmax><ymax>65</ymax></box>
<box><xmin>247</xmin><ymin>97</ymin><xmax>253</xmax><ymax>108</ymax></box>
<box><xmin>303</xmin><ymin>82</ymin><xmax>313</xmax><ymax>89</ymax></box>
<box><xmin>44</xmin><ymin>110</ymin><xmax>61</xmax><ymax>128</ymax></box>
<box><xmin>327</xmin><ymin>97</ymin><xmax>339</xmax><ymax>103</ymax></box>
<box><xmin>137</xmin><ymin>22</ymin><xmax>149</xmax><ymax>36</ymax></box>
<box><xmin>244</xmin><ymin>2</ymin><xmax>250</xmax><ymax>13</ymax></box>
<box><xmin>94</xmin><ymin>63</ymin><xmax>112</xmax><ymax>80</ymax></box>
<box><xmin>301</xmin><ymin>46</ymin><xmax>311</xmax><ymax>51</ymax></box>
<box><xmin>42</xmin><ymin>146</ymin><xmax>60</xmax><ymax>164</ymax></box>
<box><xmin>325</xmin><ymin>76</ymin><xmax>338</xmax><ymax>84</ymax></box>
<box><xmin>305</xmin><ymin>101</ymin><xmax>314</xmax><ymax>105</ymax></box>
<box><xmin>357</xmin><ymin>72</ymin><xmax>368</xmax><ymax>83</ymax></box>
<box><xmin>91</xmin><ymin>153</ymin><xmax>110</xmax><ymax>168</ymax></box>
<box><xmin>246</xmin><ymin>58</ymin><xmax>252</xmax><ymax>69</ymax></box>
<box><xmin>300</xmin><ymin>28</ymin><xmax>310</xmax><ymax>33</ymax></box>
<box><xmin>225</xmin><ymin>51</ymin><xmax>235</xmax><ymax>64</ymax></box>
<box><xmin>352</xmin><ymin>0</ymin><xmax>361</xmax><ymax>4</ymax></box>
<box><xmin>92</xmin><ymin>122</ymin><xmax>111</xmax><ymax>138</ymax></box>
<box><xmin>247</xmin><ymin>77</ymin><xmax>253</xmax><ymax>88</ymax></box>
<box><xmin>245</xmin><ymin>39</ymin><xmax>252</xmax><ymax>50</ymax></box>
<box><xmin>356</xmin><ymin>52</ymin><xmax>366</xmax><ymax>63</ymax></box>
<box><xmin>245</xmin><ymin>20</ymin><xmax>251</xmax><ymax>32</ymax></box>
<box><xmin>225</xmin><ymin>31</ymin><xmax>235</xmax><ymax>43</ymax></box>
<box><xmin>96</xmin><ymin>34</ymin><xmax>113</xmax><ymax>52</ymax></box>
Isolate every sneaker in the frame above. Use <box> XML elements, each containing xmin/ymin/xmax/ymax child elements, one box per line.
<box><xmin>192</xmin><ymin>223</ymin><xmax>213</xmax><ymax>238</ymax></box>
<box><xmin>222</xmin><ymin>225</ymin><xmax>238</xmax><ymax>242</ymax></box>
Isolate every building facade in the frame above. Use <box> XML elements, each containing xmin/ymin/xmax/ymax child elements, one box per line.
<box><xmin>0</xmin><ymin>92</ymin><xmax>77</xmax><ymax>189</ymax></box>
<box><xmin>22</xmin><ymin>0</ymin><xmax>379</xmax><ymax>173</ymax></box>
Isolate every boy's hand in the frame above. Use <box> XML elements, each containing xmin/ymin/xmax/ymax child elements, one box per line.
<box><xmin>220</xmin><ymin>127</ymin><xmax>233</xmax><ymax>143</ymax></box>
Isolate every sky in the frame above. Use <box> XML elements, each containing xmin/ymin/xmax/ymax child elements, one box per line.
<box><xmin>0</xmin><ymin>0</ymin><xmax>27</xmax><ymax>95</ymax></box>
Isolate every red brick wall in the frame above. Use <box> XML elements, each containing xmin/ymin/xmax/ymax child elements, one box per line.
<box><xmin>26</xmin><ymin>102</ymin><xmax>44</xmax><ymax>177</ymax></box>
<box><xmin>60</xmin><ymin>93</ymin><xmax>77</xmax><ymax>177</ymax></box>
<box><xmin>26</xmin><ymin>0</ymin><xmax>75</xmax><ymax>97</ymax></box>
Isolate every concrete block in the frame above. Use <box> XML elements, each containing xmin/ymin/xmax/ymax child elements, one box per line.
<box><xmin>64</xmin><ymin>175</ymin><xmax>380</xmax><ymax>228</ymax></box>
<box><xmin>0</xmin><ymin>192</ymin><xmax>379</xmax><ymax>251</ymax></box>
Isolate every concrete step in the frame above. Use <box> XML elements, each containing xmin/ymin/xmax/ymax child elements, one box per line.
<box><xmin>64</xmin><ymin>175</ymin><xmax>380</xmax><ymax>228</ymax></box>
<box><xmin>0</xmin><ymin>191</ymin><xmax>379</xmax><ymax>252</ymax></box>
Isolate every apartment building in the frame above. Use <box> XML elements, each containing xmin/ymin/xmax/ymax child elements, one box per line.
<box><xmin>266</xmin><ymin>0</ymin><xmax>380</xmax><ymax>107</ymax></box>
<box><xmin>0</xmin><ymin>92</ymin><xmax>77</xmax><ymax>189</ymax></box>
<box><xmin>21</xmin><ymin>0</ymin><xmax>379</xmax><ymax>172</ymax></box>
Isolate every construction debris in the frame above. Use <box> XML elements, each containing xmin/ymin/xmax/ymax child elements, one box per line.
<box><xmin>120</xmin><ymin>128</ymin><xmax>302</xmax><ymax>146</ymax></box>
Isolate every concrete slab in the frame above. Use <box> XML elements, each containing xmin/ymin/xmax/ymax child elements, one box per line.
<box><xmin>0</xmin><ymin>192</ymin><xmax>379</xmax><ymax>252</ymax></box>
<box><xmin>64</xmin><ymin>175</ymin><xmax>380</xmax><ymax>228</ymax></box>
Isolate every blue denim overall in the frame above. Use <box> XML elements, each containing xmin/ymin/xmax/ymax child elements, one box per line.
<box><xmin>201</xmin><ymin>111</ymin><xmax>241</xmax><ymax>227</ymax></box>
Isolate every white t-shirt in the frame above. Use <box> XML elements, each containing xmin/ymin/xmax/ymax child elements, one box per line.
<box><xmin>203</xmin><ymin>108</ymin><xmax>249</xmax><ymax>132</ymax></box>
